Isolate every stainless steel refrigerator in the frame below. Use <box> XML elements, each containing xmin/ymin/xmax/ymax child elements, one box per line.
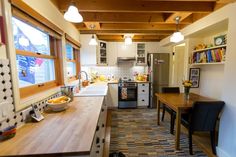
<box><xmin>147</xmin><ymin>53</ymin><xmax>170</xmax><ymax>108</ymax></box>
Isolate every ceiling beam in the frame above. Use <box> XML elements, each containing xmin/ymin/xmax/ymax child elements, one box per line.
<box><xmin>97</xmin><ymin>35</ymin><xmax>165</xmax><ymax>42</ymax></box>
<box><xmin>80</xmin><ymin>12</ymin><xmax>165</xmax><ymax>23</ymax></box>
<box><xmin>79</xmin><ymin>30</ymin><xmax>174</xmax><ymax>35</ymax></box>
<box><xmin>58</xmin><ymin>0</ymin><xmax>215</xmax><ymax>13</ymax></box>
<box><xmin>165</xmin><ymin>12</ymin><xmax>193</xmax><ymax>23</ymax></box>
<box><xmin>76</xmin><ymin>23</ymin><xmax>188</xmax><ymax>30</ymax></box>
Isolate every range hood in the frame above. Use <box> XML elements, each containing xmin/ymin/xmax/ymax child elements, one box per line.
<box><xmin>117</xmin><ymin>57</ymin><xmax>136</xmax><ymax>63</ymax></box>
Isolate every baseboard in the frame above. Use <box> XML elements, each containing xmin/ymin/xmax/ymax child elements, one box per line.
<box><xmin>216</xmin><ymin>147</ymin><xmax>230</xmax><ymax>157</ymax></box>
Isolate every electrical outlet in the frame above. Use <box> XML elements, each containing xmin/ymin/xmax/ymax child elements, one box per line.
<box><xmin>22</xmin><ymin>106</ymin><xmax>33</xmax><ymax>121</ymax></box>
<box><xmin>0</xmin><ymin>101</ymin><xmax>10</xmax><ymax>122</ymax></box>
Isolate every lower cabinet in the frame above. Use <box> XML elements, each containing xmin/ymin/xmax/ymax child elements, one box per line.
<box><xmin>90</xmin><ymin>98</ymin><xmax>107</xmax><ymax>157</ymax></box>
<box><xmin>137</xmin><ymin>83</ymin><xmax>149</xmax><ymax>107</ymax></box>
<box><xmin>107</xmin><ymin>84</ymin><xmax>118</xmax><ymax>108</ymax></box>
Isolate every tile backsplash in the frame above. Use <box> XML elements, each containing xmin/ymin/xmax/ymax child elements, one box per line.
<box><xmin>81</xmin><ymin>64</ymin><xmax>147</xmax><ymax>80</ymax></box>
<box><xmin>0</xmin><ymin>59</ymin><xmax>61</xmax><ymax>132</ymax></box>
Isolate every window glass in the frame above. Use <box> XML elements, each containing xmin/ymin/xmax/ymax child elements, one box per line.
<box><xmin>12</xmin><ymin>17</ymin><xmax>50</xmax><ymax>55</ymax></box>
<box><xmin>66</xmin><ymin>43</ymin><xmax>74</xmax><ymax>60</ymax></box>
<box><xmin>16</xmin><ymin>55</ymin><xmax>55</xmax><ymax>88</ymax></box>
<box><xmin>66</xmin><ymin>62</ymin><xmax>76</xmax><ymax>77</ymax></box>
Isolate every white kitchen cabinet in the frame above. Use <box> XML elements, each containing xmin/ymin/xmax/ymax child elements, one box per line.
<box><xmin>136</xmin><ymin>43</ymin><xmax>147</xmax><ymax>65</ymax></box>
<box><xmin>97</xmin><ymin>40</ymin><xmax>108</xmax><ymax>65</ymax></box>
<box><xmin>107</xmin><ymin>84</ymin><xmax>118</xmax><ymax>108</ymax></box>
<box><xmin>137</xmin><ymin>83</ymin><xmax>149</xmax><ymax>107</ymax></box>
<box><xmin>80</xmin><ymin>35</ymin><xmax>97</xmax><ymax>65</ymax></box>
<box><xmin>146</xmin><ymin>42</ymin><xmax>159</xmax><ymax>54</ymax></box>
<box><xmin>107</xmin><ymin>42</ymin><xmax>118</xmax><ymax>66</ymax></box>
<box><xmin>117</xmin><ymin>42</ymin><xmax>136</xmax><ymax>58</ymax></box>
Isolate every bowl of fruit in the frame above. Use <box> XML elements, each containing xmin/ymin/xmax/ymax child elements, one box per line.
<box><xmin>46</xmin><ymin>96</ymin><xmax>71</xmax><ymax>112</ymax></box>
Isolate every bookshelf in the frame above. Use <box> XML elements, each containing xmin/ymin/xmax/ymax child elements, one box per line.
<box><xmin>190</xmin><ymin>45</ymin><xmax>226</xmax><ymax>65</ymax></box>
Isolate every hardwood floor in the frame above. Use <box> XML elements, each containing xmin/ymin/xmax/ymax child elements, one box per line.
<box><xmin>104</xmin><ymin>109</ymin><xmax>216</xmax><ymax>157</ymax></box>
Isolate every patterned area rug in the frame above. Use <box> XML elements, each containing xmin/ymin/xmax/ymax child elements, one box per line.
<box><xmin>110</xmin><ymin>109</ymin><xmax>207</xmax><ymax>157</ymax></box>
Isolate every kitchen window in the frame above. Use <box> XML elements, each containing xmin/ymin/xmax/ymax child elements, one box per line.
<box><xmin>65</xmin><ymin>36</ymin><xmax>80</xmax><ymax>82</ymax></box>
<box><xmin>11</xmin><ymin>14</ymin><xmax>63</xmax><ymax>98</ymax></box>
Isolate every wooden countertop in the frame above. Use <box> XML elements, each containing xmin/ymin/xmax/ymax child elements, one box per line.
<box><xmin>0</xmin><ymin>97</ymin><xmax>104</xmax><ymax>156</ymax></box>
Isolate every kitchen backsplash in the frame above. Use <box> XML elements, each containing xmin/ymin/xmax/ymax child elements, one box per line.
<box><xmin>81</xmin><ymin>64</ymin><xmax>147</xmax><ymax>80</ymax></box>
<box><xmin>0</xmin><ymin>59</ymin><xmax>61</xmax><ymax>132</ymax></box>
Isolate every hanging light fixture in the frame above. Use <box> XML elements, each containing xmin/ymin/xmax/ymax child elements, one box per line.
<box><xmin>89</xmin><ymin>34</ymin><xmax>98</xmax><ymax>45</ymax></box>
<box><xmin>64</xmin><ymin>2</ymin><xmax>83</xmax><ymax>23</ymax></box>
<box><xmin>124</xmin><ymin>35</ymin><xmax>133</xmax><ymax>45</ymax></box>
<box><xmin>170</xmin><ymin>16</ymin><xmax>184</xmax><ymax>43</ymax></box>
<box><xmin>89</xmin><ymin>24</ymin><xmax>98</xmax><ymax>45</ymax></box>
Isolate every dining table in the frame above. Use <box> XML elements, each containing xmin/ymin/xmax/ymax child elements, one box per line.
<box><xmin>155</xmin><ymin>92</ymin><xmax>216</xmax><ymax>150</ymax></box>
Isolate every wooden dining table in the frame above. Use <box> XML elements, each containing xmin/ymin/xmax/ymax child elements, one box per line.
<box><xmin>155</xmin><ymin>92</ymin><xmax>216</xmax><ymax>150</ymax></box>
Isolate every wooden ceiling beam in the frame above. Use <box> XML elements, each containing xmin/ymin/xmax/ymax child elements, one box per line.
<box><xmin>97</xmin><ymin>35</ymin><xmax>166</xmax><ymax>42</ymax></box>
<box><xmin>80</xmin><ymin>12</ymin><xmax>165</xmax><ymax>23</ymax></box>
<box><xmin>84</xmin><ymin>22</ymin><xmax>100</xmax><ymax>29</ymax></box>
<box><xmin>165</xmin><ymin>12</ymin><xmax>193</xmax><ymax>23</ymax></box>
<box><xmin>76</xmin><ymin>23</ymin><xmax>188</xmax><ymax>30</ymax></box>
<box><xmin>79</xmin><ymin>30</ymin><xmax>174</xmax><ymax>35</ymax></box>
<box><xmin>58</xmin><ymin>0</ymin><xmax>215</xmax><ymax>13</ymax></box>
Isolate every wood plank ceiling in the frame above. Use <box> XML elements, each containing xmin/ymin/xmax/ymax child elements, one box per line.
<box><xmin>51</xmin><ymin>0</ymin><xmax>234</xmax><ymax>42</ymax></box>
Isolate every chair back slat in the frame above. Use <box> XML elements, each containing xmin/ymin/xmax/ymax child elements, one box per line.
<box><xmin>191</xmin><ymin>101</ymin><xmax>225</xmax><ymax>131</ymax></box>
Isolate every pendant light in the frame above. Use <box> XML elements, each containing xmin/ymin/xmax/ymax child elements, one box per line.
<box><xmin>170</xmin><ymin>16</ymin><xmax>184</xmax><ymax>43</ymax></box>
<box><xmin>64</xmin><ymin>2</ymin><xmax>83</xmax><ymax>23</ymax></box>
<box><xmin>89</xmin><ymin>24</ymin><xmax>98</xmax><ymax>45</ymax></box>
<box><xmin>124</xmin><ymin>35</ymin><xmax>133</xmax><ymax>45</ymax></box>
<box><xmin>89</xmin><ymin>34</ymin><xmax>98</xmax><ymax>45</ymax></box>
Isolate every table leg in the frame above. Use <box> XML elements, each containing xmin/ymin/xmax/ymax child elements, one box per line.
<box><xmin>157</xmin><ymin>99</ymin><xmax>160</xmax><ymax>125</ymax></box>
<box><xmin>175</xmin><ymin>108</ymin><xmax>181</xmax><ymax>150</ymax></box>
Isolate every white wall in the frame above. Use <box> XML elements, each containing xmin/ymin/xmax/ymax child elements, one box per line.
<box><xmin>159</xmin><ymin>2</ymin><xmax>236</xmax><ymax>157</ymax></box>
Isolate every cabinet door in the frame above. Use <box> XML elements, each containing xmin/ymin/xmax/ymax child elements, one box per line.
<box><xmin>97</xmin><ymin>40</ymin><xmax>108</xmax><ymax>65</ymax></box>
<box><xmin>117</xmin><ymin>42</ymin><xmax>136</xmax><ymax>58</ymax></box>
<box><xmin>107</xmin><ymin>42</ymin><xmax>118</xmax><ymax>66</ymax></box>
<box><xmin>108</xmin><ymin>84</ymin><xmax>118</xmax><ymax>108</ymax></box>
<box><xmin>146</xmin><ymin>42</ymin><xmax>159</xmax><ymax>54</ymax></box>
<box><xmin>80</xmin><ymin>35</ymin><xmax>97</xmax><ymax>65</ymax></box>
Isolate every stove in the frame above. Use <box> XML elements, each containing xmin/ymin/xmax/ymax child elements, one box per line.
<box><xmin>118</xmin><ymin>77</ymin><xmax>137</xmax><ymax>109</ymax></box>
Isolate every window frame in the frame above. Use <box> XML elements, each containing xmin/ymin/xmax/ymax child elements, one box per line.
<box><xmin>12</xmin><ymin>10</ymin><xmax>63</xmax><ymax>98</ymax></box>
<box><xmin>66</xmin><ymin>42</ymin><xmax>80</xmax><ymax>82</ymax></box>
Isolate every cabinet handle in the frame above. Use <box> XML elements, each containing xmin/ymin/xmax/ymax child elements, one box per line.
<box><xmin>96</xmin><ymin>126</ymin><xmax>99</xmax><ymax>131</ymax></box>
<box><xmin>142</xmin><ymin>84</ymin><xmax>145</xmax><ymax>86</ymax></box>
<box><xmin>102</xmin><ymin>108</ymin><xmax>104</xmax><ymax>112</ymax></box>
<box><xmin>96</xmin><ymin>151</ymin><xmax>99</xmax><ymax>154</ymax></box>
<box><xmin>96</xmin><ymin>137</ymin><xmax>100</xmax><ymax>144</ymax></box>
<box><xmin>142</xmin><ymin>90</ymin><xmax>145</xmax><ymax>92</ymax></box>
<box><xmin>102</xmin><ymin>138</ymin><xmax>105</xmax><ymax>143</ymax></box>
<box><xmin>102</xmin><ymin>124</ymin><xmax>105</xmax><ymax>127</ymax></box>
<box><xmin>142</xmin><ymin>99</ymin><xmax>145</xmax><ymax>102</ymax></box>
<box><xmin>97</xmin><ymin>145</ymin><xmax>100</xmax><ymax>148</ymax></box>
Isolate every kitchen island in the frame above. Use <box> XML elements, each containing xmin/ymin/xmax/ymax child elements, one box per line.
<box><xmin>0</xmin><ymin>96</ymin><xmax>106</xmax><ymax>157</ymax></box>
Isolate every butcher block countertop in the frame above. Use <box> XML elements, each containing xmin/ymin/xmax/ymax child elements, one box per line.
<box><xmin>0</xmin><ymin>97</ymin><xmax>104</xmax><ymax>157</ymax></box>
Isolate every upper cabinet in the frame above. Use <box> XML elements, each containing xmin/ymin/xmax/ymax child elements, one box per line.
<box><xmin>117</xmin><ymin>42</ymin><xmax>136</xmax><ymax>58</ymax></box>
<box><xmin>80</xmin><ymin>35</ymin><xmax>97</xmax><ymax>66</ymax></box>
<box><xmin>97</xmin><ymin>41</ymin><xmax>108</xmax><ymax>65</ymax></box>
<box><xmin>136</xmin><ymin>43</ymin><xmax>146</xmax><ymax>65</ymax></box>
<box><xmin>107</xmin><ymin>42</ymin><xmax>118</xmax><ymax>66</ymax></box>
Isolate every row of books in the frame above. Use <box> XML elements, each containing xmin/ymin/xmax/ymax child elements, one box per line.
<box><xmin>192</xmin><ymin>47</ymin><xmax>226</xmax><ymax>63</ymax></box>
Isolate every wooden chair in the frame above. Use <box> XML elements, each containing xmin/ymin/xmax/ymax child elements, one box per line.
<box><xmin>175</xmin><ymin>101</ymin><xmax>225</xmax><ymax>155</ymax></box>
<box><xmin>161</xmin><ymin>87</ymin><xmax>180</xmax><ymax>134</ymax></box>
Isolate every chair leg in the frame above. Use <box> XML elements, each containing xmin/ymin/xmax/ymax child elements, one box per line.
<box><xmin>210</xmin><ymin>131</ymin><xmax>216</xmax><ymax>155</ymax></box>
<box><xmin>189</xmin><ymin>130</ymin><xmax>193</xmax><ymax>155</ymax></box>
<box><xmin>170</xmin><ymin>113</ymin><xmax>174</xmax><ymax>134</ymax></box>
<box><xmin>162</xmin><ymin>105</ymin><xmax>166</xmax><ymax>121</ymax></box>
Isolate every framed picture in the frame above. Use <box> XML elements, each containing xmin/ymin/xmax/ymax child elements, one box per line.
<box><xmin>189</xmin><ymin>68</ymin><xmax>200</xmax><ymax>88</ymax></box>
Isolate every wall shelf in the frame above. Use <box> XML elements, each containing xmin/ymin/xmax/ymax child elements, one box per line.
<box><xmin>192</xmin><ymin>44</ymin><xmax>226</xmax><ymax>53</ymax></box>
<box><xmin>190</xmin><ymin>62</ymin><xmax>225</xmax><ymax>66</ymax></box>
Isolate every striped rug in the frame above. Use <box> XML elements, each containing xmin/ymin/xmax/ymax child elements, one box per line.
<box><xmin>110</xmin><ymin>108</ymin><xmax>207</xmax><ymax>157</ymax></box>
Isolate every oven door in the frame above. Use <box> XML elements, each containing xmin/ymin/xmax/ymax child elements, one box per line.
<box><xmin>118</xmin><ymin>86</ymin><xmax>137</xmax><ymax>101</ymax></box>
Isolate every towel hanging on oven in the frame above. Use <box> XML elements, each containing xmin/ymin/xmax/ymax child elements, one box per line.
<box><xmin>121</xmin><ymin>88</ymin><xmax>127</xmax><ymax>99</ymax></box>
